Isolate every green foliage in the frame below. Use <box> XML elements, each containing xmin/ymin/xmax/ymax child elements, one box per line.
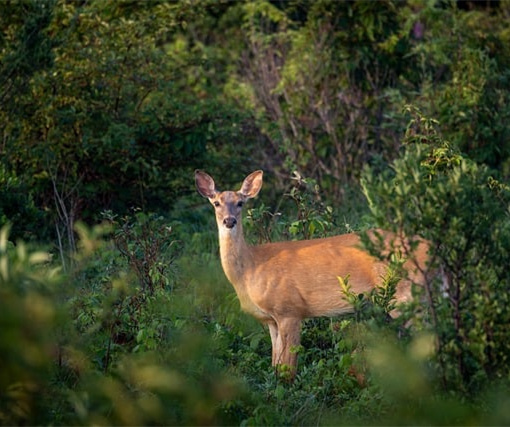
<box><xmin>0</xmin><ymin>167</ymin><xmax>47</xmax><ymax>242</ymax></box>
<box><xmin>3</xmin><ymin>0</ymin><xmax>510</xmax><ymax>239</ymax></box>
<box><xmin>2</xmin><ymin>0</ymin><xmax>510</xmax><ymax>425</ymax></box>
<box><xmin>245</xmin><ymin>202</ymin><xmax>279</xmax><ymax>244</ymax></box>
<box><xmin>104</xmin><ymin>210</ymin><xmax>180</xmax><ymax>294</ymax></box>
<box><xmin>361</xmin><ymin>107</ymin><xmax>510</xmax><ymax>394</ymax></box>
<box><xmin>68</xmin><ymin>215</ymin><xmax>184</xmax><ymax>374</ymax></box>
<box><xmin>0</xmin><ymin>0</ymin><xmax>55</xmax><ymax>111</ymax></box>
<box><xmin>284</xmin><ymin>173</ymin><xmax>335</xmax><ymax>240</ymax></box>
<box><xmin>225</xmin><ymin>0</ymin><xmax>510</xmax><ymax>197</ymax></box>
<box><xmin>3</xmin><ymin>188</ymin><xmax>510</xmax><ymax>426</ymax></box>
<box><xmin>339</xmin><ymin>253</ymin><xmax>405</xmax><ymax>326</ymax></box>
<box><xmin>0</xmin><ymin>0</ymin><xmax>261</xmax><ymax>241</ymax></box>
<box><xmin>409</xmin><ymin>2</ymin><xmax>510</xmax><ymax>174</ymax></box>
<box><xmin>245</xmin><ymin>171</ymin><xmax>336</xmax><ymax>244</ymax></box>
<box><xmin>0</xmin><ymin>222</ymin><xmax>251</xmax><ymax>425</ymax></box>
<box><xmin>233</xmin><ymin>0</ymin><xmax>413</xmax><ymax>197</ymax></box>
<box><xmin>0</xmin><ymin>225</ymin><xmax>61</xmax><ymax>425</ymax></box>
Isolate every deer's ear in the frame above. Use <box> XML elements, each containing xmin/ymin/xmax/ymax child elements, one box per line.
<box><xmin>195</xmin><ymin>170</ymin><xmax>217</xmax><ymax>199</ymax></box>
<box><xmin>240</xmin><ymin>170</ymin><xmax>263</xmax><ymax>199</ymax></box>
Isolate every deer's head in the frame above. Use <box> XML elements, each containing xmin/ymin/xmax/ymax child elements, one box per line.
<box><xmin>195</xmin><ymin>170</ymin><xmax>263</xmax><ymax>233</ymax></box>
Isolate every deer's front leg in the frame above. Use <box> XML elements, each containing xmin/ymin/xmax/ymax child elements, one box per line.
<box><xmin>267</xmin><ymin>320</ymin><xmax>279</xmax><ymax>366</ymax></box>
<box><xmin>275</xmin><ymin>317</ymin><xmax>302</xmax><ymax>378</ymax></box>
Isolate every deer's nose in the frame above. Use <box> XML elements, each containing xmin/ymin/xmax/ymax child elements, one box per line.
<box><xmin>223</xmin><ymin>217</ymin><xmax>237</xmax><ymax>229</ymax></box>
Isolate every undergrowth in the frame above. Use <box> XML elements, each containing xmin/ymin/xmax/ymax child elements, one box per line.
<box><xmin>2</xmin><ymin>146</ymin><xmax>510</xmax><ymax>424</ymax></box>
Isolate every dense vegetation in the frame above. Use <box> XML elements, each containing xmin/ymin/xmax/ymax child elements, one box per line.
<box><xmin>1</xmin><ymin>0</ymin><xmax>510</xmax><ymax>425</ymax></box>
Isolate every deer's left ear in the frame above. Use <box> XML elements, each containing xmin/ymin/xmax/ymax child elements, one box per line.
<box><xmin>195</xmin><ymin>170</ymin><xmax>217</xmax><ymax>199</ymax></box>
<box><xmin>240</xmin><ymin>170</ymin><xmax>263</xmax><ymax>199</ymax></box>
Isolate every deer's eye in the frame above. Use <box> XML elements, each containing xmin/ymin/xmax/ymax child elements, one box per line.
<box><xmin>237</xmin><ymin>201</ymin><xmax>244</xmax><ymax>207</ymax></box>
<box><xmin>213</xmin><ymin>201</ymin><xmax>220</xmax><ymax>207</ymax></box>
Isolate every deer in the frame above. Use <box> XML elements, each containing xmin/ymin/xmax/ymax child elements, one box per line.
<box><xmin>195</xmin><ymin>169</ymin><xmax>430</xmax><ymax>378</ymax></box>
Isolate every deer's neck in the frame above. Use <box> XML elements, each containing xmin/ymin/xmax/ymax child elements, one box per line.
<box><xmin>218</xmin><ymin>223</ymin><xmax>253</xmax><ymax>289</ymax></box>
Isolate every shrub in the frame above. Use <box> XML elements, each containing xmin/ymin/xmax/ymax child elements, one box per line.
<box><xmin>104</xmin><ymin>210</ymin><xmax>180</xmax><ymax>294</ymax></box>
<box><xmin>0</xmin><ymin>225</ymin><xmax>61</xmax><ymax>425</ymax></box>
<box><xmin>361</xmin><ymin>106</ymin><xmax>510</xmax><ymax>394</ymax></box>
<box><xmin>0</xmin><ymin>167</ymin><xmax>47</xmax><ymax>242</ymax></box>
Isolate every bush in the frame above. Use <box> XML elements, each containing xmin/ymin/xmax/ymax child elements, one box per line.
<box><xmin>0</xmin><ymin>225</ymin><xmax>61</xmax><ymax>425</ymax></box>
<box><xmin>0</xmin><ymin>167</ymin><xmax>47</xmax><ymax>242</ymax></box>
<box><xmin>361</xmin><ymin>107</ymin><xmax>510</xmax><ymax>394</ymax></box>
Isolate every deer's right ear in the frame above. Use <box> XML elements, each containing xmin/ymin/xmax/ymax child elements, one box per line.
<box><xmin>195</xmin><ymin>170</ymin><xmax>217</xmax><ymax>199</ymax></box>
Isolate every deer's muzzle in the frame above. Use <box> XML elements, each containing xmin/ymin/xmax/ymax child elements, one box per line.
<box><xmin>223</xmin><ymin>217</ymin><xmax>237</xmax><ymax>229</ymax></box>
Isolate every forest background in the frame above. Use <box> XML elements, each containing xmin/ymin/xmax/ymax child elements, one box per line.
<box><xmin>1</xmin><ymin>0</ymin><xmax>510</xmax><ymax>425</ymax></box>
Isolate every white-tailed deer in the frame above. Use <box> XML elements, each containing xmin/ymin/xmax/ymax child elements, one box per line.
<box><xmin>195</xmin><ymin>170</ymin><xmax>429</xmax><ymax>377</ymax></box>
